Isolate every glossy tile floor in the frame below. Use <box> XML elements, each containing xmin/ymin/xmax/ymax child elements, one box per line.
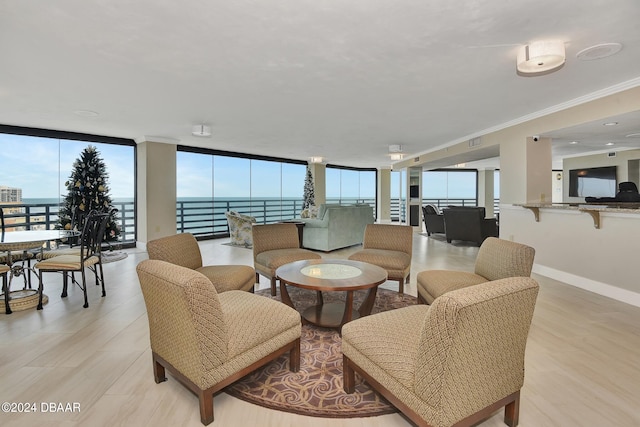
<box><xmin>1</xmin><ymin>231</ymin><xmax>639</xmax><ymax>427</ymax></box>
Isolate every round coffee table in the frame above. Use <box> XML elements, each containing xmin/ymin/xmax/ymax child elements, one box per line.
<box><xmin>276</xmin><ymin>259</ymin><xmax>388</xmax><ymax>331</ymax></box>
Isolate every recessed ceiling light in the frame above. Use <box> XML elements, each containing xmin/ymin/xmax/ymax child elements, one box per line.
<box><xmin>626</xmin><ymin>132</ymin><xmax>640</xmax><ymax>138</ymax></box>
<box><xmin>605</xmin><ymin>142</ymin><xmax>615</xmax><ymax>146</ymax></box>
<box><xmin>74</xmin><ymin>110</ymin><xmax>99</xmax><ymax>117</ymax></box>
<box><xmin>570</xmin><ymin>141</ymin><xmax>579</xmax><ymax>144</ymax></box>
<box><xmin>603</xmin><ymin>122</ymin><xmax>619</xmax><ymax>126</ymax></box>
<box><xmin>576</xmin><ymin>43</ymin><xmax>623</xmax><ymax>61</ymax></box>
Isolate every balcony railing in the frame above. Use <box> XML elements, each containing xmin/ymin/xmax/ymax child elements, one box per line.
<box><xmin>1</xmin><ymin>197</ymin><xmax>499</xmax><ymax>242</ymax></box>
<box><xmin>0</xmin><ymin>202</ymin><xmax>136</xmax><ymax>245</ymax></box>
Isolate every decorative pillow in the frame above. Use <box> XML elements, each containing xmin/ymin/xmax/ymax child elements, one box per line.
<box><xmin>225</xmin><ymin>211</ymin><xmax>256</xmax><ymax>247</ymax></box>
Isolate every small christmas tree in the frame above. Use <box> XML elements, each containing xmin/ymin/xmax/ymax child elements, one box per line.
<box><xmin>303</xmin><ymin>165</ymin><xmax>315</xmax><ymax>209</ymax></box>
<box><xmin>58</xmin><ymin>145</ymin><xmax>120</xmax><ymax>242</ymax></box>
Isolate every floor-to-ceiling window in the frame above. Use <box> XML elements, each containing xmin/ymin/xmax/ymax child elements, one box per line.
<box><xmin>176</xmin><ymin>147</ymin><xmax>306</xmax><ymax>238</ymax></box>
<box><xmin>325</xmin><ymin>165</ymin><xmax>376</xmax><ymax>205</ymax></box>
<box><xmin>422</xmin><ymin>169</ymin><xmax>478</xmax><ymax>208</ymax></box>
<box><xmin>0</xmin><ymin>126</ymin><xmax>136</xmax><ymax>242</ymax></box>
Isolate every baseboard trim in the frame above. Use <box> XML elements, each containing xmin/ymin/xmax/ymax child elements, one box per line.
<box><xmin>533</xmin><ymin>264</ymin><xmax>640</xmax><ymax>308</ymax></box>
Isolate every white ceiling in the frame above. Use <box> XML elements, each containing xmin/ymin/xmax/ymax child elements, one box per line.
<box><xmin>2</xmin><ymin>0</ymin><xmax>640</xmax><ymax>169</ymax></box>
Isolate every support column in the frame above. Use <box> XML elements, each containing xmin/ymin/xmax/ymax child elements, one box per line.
<box><xmin>478</xmin><ymin>169</ymin><xmax>495</xmax><ymax>218</ymax></box>
<box><xmin>500</xmin><ymin>136</ymin><xmax>552</xmax><ymax>204</ymax></box>
<box><xmin>309</xmin><ymin>162</ymin><xmax>326</xmax><ymax>205</ymax></box>
<box><xmin>377</xmin><ymin>168</ymin><xmax>391</xmax><ymax>223</ymax></box>
<box><xmin>136</xmin><ymin>139</ymin><xmax>177</xmax><ymax>247</ymax></box>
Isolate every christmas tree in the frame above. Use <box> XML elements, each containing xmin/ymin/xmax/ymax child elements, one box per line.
<box><xmin>303</xmin><ymin>165</ymin><xmax>315</xmax><ymax>209</ymax></box>
<box><xmin>58</xmin><ymin>145</ymin><xmax>120</xmax><ymax>242</ymax></box>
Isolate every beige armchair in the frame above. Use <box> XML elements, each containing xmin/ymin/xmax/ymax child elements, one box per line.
<box><xmin>348</xmin><ymin>223</ymin><xmax>413</xmax><ymax>295</ymax></box>
<box><xmin>417</xmin><ymin>237</ymin><xmax>535</xmax><ymax>304</ymax></box>
<box><xmin>252</xmin><ymin>223</ymin><xmax>321</xmax><ymax>296</ymax></box>
<box><xmin>343</xmin><ymin>276</ymin><xmax>539</xmax><ymax>427</ymax></box>
<box><xmin>147</xmin><ymin>233</ymin><xmax>256</xmax><ymax>293</ymax></box>
<box><xmin>136</xmin><ymin>259</ymin><xmax>301</xmax><ymax>425</ymax></box>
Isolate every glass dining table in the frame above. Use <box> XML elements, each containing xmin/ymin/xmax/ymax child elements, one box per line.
<box><xmin>1</xmin><ymin>229</ymin><xmax>80</xmax><ymax>314</ymax></box>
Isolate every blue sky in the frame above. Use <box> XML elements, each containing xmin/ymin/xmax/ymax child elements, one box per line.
<box><xmin>1</xmin><ymin>133</ymin><xmax>487</xmax><ymax>201</ymax></box>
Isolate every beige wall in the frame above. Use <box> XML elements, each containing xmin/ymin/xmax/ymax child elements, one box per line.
<box><xmin>377</xmin><ymin>168</ymin><xmax>391</xmax><ymax>222</ymax></box>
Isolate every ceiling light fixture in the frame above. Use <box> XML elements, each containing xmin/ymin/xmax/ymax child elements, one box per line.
<box><xmin>570</xmin><ymin>141</ymin><xmax>579</xmax><ymax>145</ymax></box>
<box><xmin>605</xmin><ymin>142</ymin><xmax>615</xmax><ymax>146</ymax></box>
<box><xmin>603</xmin><ymin>122</ymin><xmax>619</xmax><ymax>126</ymax></box>
<box><xmin>309</xmin><ymin>156</ymin><xmax>324</xmax><ymax>163</ymax></box>
<box><xmin>74</xmin><ymin>110</ymin><xmax>99</xmax><ymax>117</ymax></box>
<box><xmin>626</xmin><ymin>133</ymin><xmax>640</xmax><ymax>138</ymax></box>
<box><xmin>389</xmin><ymin>153</ymin><xmax>404</xmax><ymax>161</ymax></box>
<box><xmin>516</xmin><ymin>40</ymin><xmax>565</xmax><ymax>76</ymax></box>
<box><xmin>192</xmin><ymin>124</ymin><xmax>212</xmax><ymax>137</ymax></box>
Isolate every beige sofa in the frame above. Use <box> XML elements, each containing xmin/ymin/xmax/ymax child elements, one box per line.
<box><xmin>298</xmin><ymin>204</ymin><xmax>374</xmax><ymax>251</ymax></box>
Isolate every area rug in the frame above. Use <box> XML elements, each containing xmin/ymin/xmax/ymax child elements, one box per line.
<box><xmin>101</xmin><ymin>251</ymin><xmax>128</xmax><ymax>263</ymax></box>
<box><xmin>225</xmin><ymin>287</ymin><xmax>417</xmax><ymax>418</ymax></box>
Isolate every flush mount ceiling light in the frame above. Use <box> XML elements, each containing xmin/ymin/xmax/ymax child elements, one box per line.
<box><xmin>516</xmin><ymin>40</ymin><xmax>565</xmax><ymax>76</ymax></box>
<box><xmin>309</xmin><ymin>156</ymin><xmax>324</xmax><ymax>163</ymax></box>
<box><xmin>603</xmin><ymin>121</ymin><xmax>619</xmax><ymax>126</ymax></box>
<box><xmin>389</xmin><ymin>153</ymin><xmax>404</xmax><ymax>161</ymax></box>
<box><xmin>192</xmin><ymin>124</ymin><xmax>211</xmax><ymax>137</ymax></box>
<box><xmin>605</xmin><ymin>142</ymin><xmax>615</xmax><ymax>146</ymax></box>
<box><xmin>388</xmin><ymin>144</ymin><xmax>404</xmax><ymax>161</ymax></box>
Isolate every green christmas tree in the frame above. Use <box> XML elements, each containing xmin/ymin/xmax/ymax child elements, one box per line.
<box><xmin>58</xmin><ymin>145</ymin><xmax>120</xmax><ymax>242</ymax></box>
<box><xmin>303</xmin><ymin>165</ymin><xmax>315</xmax><ymax>209</ymax></box>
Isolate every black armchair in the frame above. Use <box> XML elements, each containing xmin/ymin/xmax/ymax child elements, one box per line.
<box><xmin>443</xmin><ymin>206</ymin><xmax>498</xmax><ymax>246</ymax></box>
<box><xmin>422</xmin><ymin>204</ymin><xmax>445</xmax><ymax>236</ymax></box>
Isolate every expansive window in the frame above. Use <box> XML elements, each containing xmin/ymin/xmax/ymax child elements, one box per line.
<box><xmin>422</xmin><ymin>169</ymin><xmax>478</xmax><ymax>207</ymax></box>
<box><xmin>0</xmin><ymin>127</ymin><xmax>135</xmax><ymax>242</ymax></box>
<box><xmin>325</xmin><ymin>166</ymin><xmax>376</xmax><ymax>205</ymax></box>
<box><xmin>176</xmin><ymin>148</ymin><xmax>306</xmax><ymax>237</ymax></box>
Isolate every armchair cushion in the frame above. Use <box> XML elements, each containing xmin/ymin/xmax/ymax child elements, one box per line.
<box><xmin>348</xmin><ymin>249</ymin><xmax>411</xmax><ymax>273</ymax></box>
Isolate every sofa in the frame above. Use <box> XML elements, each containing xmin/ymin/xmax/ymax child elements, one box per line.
<box><xmin>298</xmin><ymin>204</ymin><xmax>374</xmax><ymax>251</ymax></box>
<box><xmin>443</xmin><ymin>206</ymin><xmax>498</xmax><ymax>246</ymax></box>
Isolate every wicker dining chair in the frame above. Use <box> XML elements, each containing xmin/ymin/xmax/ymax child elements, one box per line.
<box><xmin>34</xmin><ymin>210</ymin><xmax>110</xmax><ymax>309</ymax></box>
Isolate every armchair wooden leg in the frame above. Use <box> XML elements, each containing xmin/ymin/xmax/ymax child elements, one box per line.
<box><xmin>504</xmin><ymin>391</ymin><xmax>520</xmax><ymax>427</ymax></box>
<box><xmin>289</xmin><ymin>338</ymin><xmax>300</xmax><ymax>372</ymax></box>
<box><xmin>398</xmin><ymin>278</ymin><xmax>404</xmax><ymax>295</ymax></box>
<box><xmin>270</xmin><ymin>277</ymin><xmax>277</xmax><ymax>296</ymax></box>
<box><xmin>343</xmin><ymin>355</ymin><xmax>355</xmax><ymax>394</ymax></box>
<box><xmin>255</xmin><ymin>272</ymin><xmax>260</xmax><ymax>284</ymax></box>
<box><xmin>152</xmin><ymin>354</ymin><xmax>167</xmax><ymax>383</ymax></box>
<box><xmin>198</xmin><ymin>390</ymin><xmax>214</xmax><ymax>425</ymax></box>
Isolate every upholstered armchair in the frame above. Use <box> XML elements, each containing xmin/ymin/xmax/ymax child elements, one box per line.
<box><xmin>348</xmin><ymin>223</ymin><xmax>412</xmax><ymax>295</ymax></box>
<box><xmin>417</xmin><ymin>237</ymin><xmax>535</xmax><ymax>304</ymax></box>
<box><xmin>343</xmin><ymin>276</ymin><xmax>539</xmax><ymax>427</ymax></box>
<box><xmin>147</xmin><ymin>233</ymin><xmax>256</xmax><ymax>293</ymax></box>
<box><xmin>136</xmin><ymin>259</ymin><xmax>301</xmax><ymax>425</ymax></box>
<box><xmin>225</xmin><ymin>210</ymin><xmax>257</xmax><ymax>247</ymax></box>
<box><xmin>443</xmin><ymin>206</ymin><xmax>498</xmax><ymax>246</ymax></box>
<box><xmin>422</xmin><ymin>204</ymin><xmax>445</xmax><ymax>236</ymax></box>
<box><xmin>252</xmin><ymin>223</ymin><xmax>321</xmax><ymax>296</ymax></box>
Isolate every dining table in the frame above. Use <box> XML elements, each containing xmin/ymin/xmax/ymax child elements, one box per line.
<box><xmin>1</xmin><ymin>229</ymin><xmax>79</xmax><ymax>314</ymax></box>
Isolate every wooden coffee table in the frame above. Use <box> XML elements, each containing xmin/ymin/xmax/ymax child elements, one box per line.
<box><xmin>276</xmin><ymin>259</ymin><xmax>388</xmax><ymax>331</ymax></box>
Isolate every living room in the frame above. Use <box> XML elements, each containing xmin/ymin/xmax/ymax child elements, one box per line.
<box><xmin>2</xmin><ymin>2</ymin><xmax>640</xmax><ymax>426</ymax></box>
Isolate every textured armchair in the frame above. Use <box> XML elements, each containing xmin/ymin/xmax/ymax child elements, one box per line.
<box><xmin>417</xmin><ymin>237</ymin><xmax>535</xmax><ymax>304</ymax></box>
<box><xmin>348</xmin><ymin>223</ymin><xmax>412</xmax><ymax>295</ymax></box>
<box><xmin>422</xmin><ymin>204</ymin><xmax>445</xmax><ymax>236</ymax></box>
<box><xmin>136</xmin><ymin>259</ymin><xmax>301</xmax><ymax>425</ymax></box>
<box><xmin>343</xmin><ymin>276</ymin><xmax>539</xmax><ymax>427</ymax></box>
<box><xmin>252</xmin><ymin>223</ymin><xmax>321</xmax><ymax>296</ymax></box>
<box><xmin>147</xmin><ymin>233</ymin><xmax>256</xmax><ymax>293</ymax></box>
<box><xmin>443</xmin><ymin>206</ymin><xmax>498</xmax><ymax>246</ymax></box>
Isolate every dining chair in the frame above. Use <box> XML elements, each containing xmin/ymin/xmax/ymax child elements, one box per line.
<box><xmin>35</xmin><ymin>210</ymin><xmax>110</xmax><ymax>309</ymax></box>
<box><xmin>1</xmin><ymin>263</ymin><xmax>11</xmax><ymax>314</ymax></box>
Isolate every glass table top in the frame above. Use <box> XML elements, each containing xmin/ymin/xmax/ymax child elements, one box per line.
<box><xmin>300</xmin><ymin>263</ymin><xmax>363</xmax><ymax>280</ymax></box>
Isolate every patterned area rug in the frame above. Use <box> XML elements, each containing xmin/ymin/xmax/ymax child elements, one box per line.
<box><xmin>225</xmin><ymin>286</ymin><xmax>416</xmax><ymax>418</ymax></box>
